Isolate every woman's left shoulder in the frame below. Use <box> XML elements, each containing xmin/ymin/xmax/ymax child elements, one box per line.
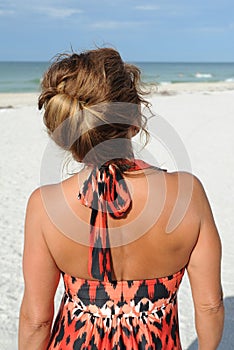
<box><xmin>26</xmin><ymin>183</ymin><xmax>60</xmax><ymax>213</ymax></box>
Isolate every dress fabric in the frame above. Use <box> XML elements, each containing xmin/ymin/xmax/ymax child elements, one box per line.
<box><xmin>77</xmin><ymin>159</ymin><xmax>155</xmax><ymax>282</ymax></box>
<box><xmin>47</xmin><ymin>160</ymin><xmax>185</xmax><ymax>349</ymax></box>
<box><xmin>47</xmin><ymin>269</ymin><xmax>184</xmax><ymax>349</ymax></box>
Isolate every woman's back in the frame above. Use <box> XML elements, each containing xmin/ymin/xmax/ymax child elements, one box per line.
<box><xmin>19</xmin><ymin>48</ymin><xmax>224</xmax><ymax>350</ymax></box>
<box><xmin>40</xmin><ymin>166</ymin><xmax>200</xmax><ymax>281</ymax></box>
<box><xmin>39</xmin><ymin>164</ymin><xmax>197</xmax><ymax>349</ymax></box>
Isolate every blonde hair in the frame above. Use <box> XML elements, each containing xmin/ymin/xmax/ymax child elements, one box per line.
<box><xmin>38</xmin><ymin>47</ymin><xmax>150</xmax><ymax>165</ymax></box>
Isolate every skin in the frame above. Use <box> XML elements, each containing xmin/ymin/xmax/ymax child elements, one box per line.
<box><xmin>18</xmin><ymin>167</ymin><xmax>224</xmax><ymax>350</ymax></box>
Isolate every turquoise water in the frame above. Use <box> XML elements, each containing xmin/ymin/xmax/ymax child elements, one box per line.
<box><xmin>0</xmin><ymin>61</ymin><xmax>234</xmax><ymax>93</ymax></box>
<box><xmin>136</xmin><ymin>62</ymin><xmax>234</xmax><ymax>85</ymax></box>
<box><xmin>0</xmin><ymin>62</ymin><xmax>49</xmax><ymax>93</ymax></box>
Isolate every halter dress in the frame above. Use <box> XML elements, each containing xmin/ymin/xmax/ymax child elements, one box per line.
<box><xmin>47</xmin><ymin>160</ymin><xmax>185</xmax><ymax>350</ymax></box>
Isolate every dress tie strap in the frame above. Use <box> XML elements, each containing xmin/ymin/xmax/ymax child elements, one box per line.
<box><xmin>78</xmin><ymin>162</ymin><xmax>132</xmax><ymax>281</ymax></box>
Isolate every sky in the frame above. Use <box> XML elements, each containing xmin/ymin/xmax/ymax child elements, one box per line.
<box><xmin>0</xmin><ymin>0</ymin><xmax>234</xmax><ymax>62</ymax></box>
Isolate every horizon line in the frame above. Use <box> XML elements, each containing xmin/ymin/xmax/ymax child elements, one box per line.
<box><xmin>0</xmin><ymin>60</ymin><xmax>234</xmax><ymax>64</ymax></box>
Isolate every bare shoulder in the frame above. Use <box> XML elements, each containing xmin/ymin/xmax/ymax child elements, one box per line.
<box><xmin>26</xmin><ymin>187</ymin><xmax>43</xmax><ymax>213</ymax></box>
<box><xmin>163</xmin><ymin>171</ymin><xmax>211</xmax><ymax>222</ymax></box>
<box><xmin>166</xmin><ymin>170</ymin><xmax>203</xmax><ymax>184</ymax></box>
<box><xmin>26</xmin><ymin>183</ymin><xmax>60</xmax><ymax>214</ymax></box>
<box><xmin>27</xmin><ymin>184</ymin><xmax>55</xmax><ymax>203</ymax></box>
<box><xmin>166</xmin><ymin>171</ymin><xmax>207</xmax><ymax>197</ymax></box>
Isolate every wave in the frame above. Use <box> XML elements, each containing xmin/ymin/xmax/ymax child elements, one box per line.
<box><xmin>225</xmin><ymin>78</ymin><xmax>234</xmax><ymax>82</ymax></box>
<box><xmin>194</xmin><ymin>72</ymin><xmax>213</xmax><ymax>79</ymax></box>
<box><xmin>159</xmin><ymin>81</ymin><xmax>171</xmax><ymax>85</ymax></box>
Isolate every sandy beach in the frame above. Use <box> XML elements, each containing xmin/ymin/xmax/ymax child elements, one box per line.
<box><xmin>0</xmin><ymin>83</ymin><xmax>234</xmax><ymax>349</ymax></box>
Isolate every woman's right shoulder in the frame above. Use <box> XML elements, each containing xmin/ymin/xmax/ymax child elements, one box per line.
<box><xmin>165</xmin><ymin>171</ymin><xmax>209</xmax><ymax>213</ymax></box>
<box><xmin>167</xmin><ymin>170</ymin><xmax>206</xmax><ymax>192</ymax></box>
<box><xmin>164</xmin><ymin>169</ymin><xmax>203</xmax><ymax>186</ymax></box>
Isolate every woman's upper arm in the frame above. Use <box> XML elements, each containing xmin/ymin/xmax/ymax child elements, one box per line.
<box><xmin>187</xmin><ymin>177</ymin><xmax>223</xmax><ymax>310</ymax></box>
<box><xmin>21</xmin><ymin>187</ymin><xmax>60</xmax><ymax>322</ymax></box>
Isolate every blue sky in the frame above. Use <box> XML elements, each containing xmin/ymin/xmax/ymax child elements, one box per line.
<box><xmin>0</xmin><ymin>0</ymin><xmax>234</xmax><ymax>62</ymax></box>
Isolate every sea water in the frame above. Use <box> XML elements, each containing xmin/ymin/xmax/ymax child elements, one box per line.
<box><xmin>136</xmin><ymin>62</ymin><xmax>234</xmax><ymax>85</ymax></box>
<box><xmin>0</xmin><ymin>61</ymin><xmax>49</xmax><ymax>93</ymax></box>
<box><xmin>0</xmin><ymin>61</ymin><xmax>234</xmax><ymax>93</ymax></box>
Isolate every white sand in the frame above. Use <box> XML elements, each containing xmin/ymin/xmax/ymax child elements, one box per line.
<box><xmin>0</xmin><ymin>85</ymin><xmax>233</xmax><ymax>349</ymax></box>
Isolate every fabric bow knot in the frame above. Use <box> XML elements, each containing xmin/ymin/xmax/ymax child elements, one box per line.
<box><xmin>78</xmin><ymin>162</ymin><xmax>132</xmax><ymax>281</ymax></box>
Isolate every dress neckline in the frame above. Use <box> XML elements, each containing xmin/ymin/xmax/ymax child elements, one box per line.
<box><xmin>61</xmin><ymin>268</ymin><xmax>185</xmax><ymax>285</ymax></box>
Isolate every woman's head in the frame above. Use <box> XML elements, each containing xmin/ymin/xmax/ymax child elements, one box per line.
<box><xmin>38</xmin><ymin>47</ymin><xmax>149</xmax><ymax>165</ymax></box>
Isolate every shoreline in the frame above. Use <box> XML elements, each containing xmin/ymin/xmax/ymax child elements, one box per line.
<box><xmin>0</xmin><ymin>92</ymin><xmax>39</xmax><ymax>107</ymax></box>
<box><xmin>0</xmin><ymin>81</ymin><xmax>234</xmax><ymax>108</ymax></box>
<box><xmin>146</xmin><ymin>81</ymin><xmax>234</xmax><ymax>95</ymax></box>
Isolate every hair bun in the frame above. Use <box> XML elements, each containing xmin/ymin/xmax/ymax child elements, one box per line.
<box><xmin>38</xmin><ymin>47</ymin><xmax>150</xmax><ymax>163</ymax></box>
<box><xmin>57</xmin><ymin>81</ymin><xmax>66</xmax><ymax>94</ymax></box>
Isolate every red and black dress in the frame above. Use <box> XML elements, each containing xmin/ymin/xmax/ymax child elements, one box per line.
<box><xmin>47</xmin><ymin>160</ymin><xmax>184</xmax><ymax>349</ymax></box>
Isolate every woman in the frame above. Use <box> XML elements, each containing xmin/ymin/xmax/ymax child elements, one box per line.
<box><xmin>18</xmin><ymin>48</ymin><xmax>224</xmax><ymax>349</ymax></box>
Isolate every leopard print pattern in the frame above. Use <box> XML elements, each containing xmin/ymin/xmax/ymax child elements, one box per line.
<box><xmin>47</xmin><ymin>268</ymin><xmax>184</xmax><ymax>349</ymax></box>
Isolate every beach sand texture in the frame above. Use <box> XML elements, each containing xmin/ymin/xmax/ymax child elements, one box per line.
<box><xmin>0</xmin><ymin>85</ymin><xmax>233</xmax><ymax>349</ymax></box>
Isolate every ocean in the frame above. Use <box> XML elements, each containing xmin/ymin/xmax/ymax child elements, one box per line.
<box><xmin>0</xmin><ymin>61</ymin><xmax>234</xmax><ymax>93</ymax></box>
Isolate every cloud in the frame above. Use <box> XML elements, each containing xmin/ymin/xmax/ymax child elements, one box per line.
<box><xmin>135</xmin><ymin>5</ymin><xmax>160</xmax><ymax>11</ymax></box>
<box><xmin>0</xmin><ymin>1</ymin><xmax>84</xmax><ymax>19</ymax></box>
<box><xmin>35</xmin><ymin>6</ymin><xmax>83</xmax><ymax>18</ymax></box>
<box><xmin>90</xmin><ymin>20</ymin><xmax>146</xmax><ymax>30</ymax></box>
